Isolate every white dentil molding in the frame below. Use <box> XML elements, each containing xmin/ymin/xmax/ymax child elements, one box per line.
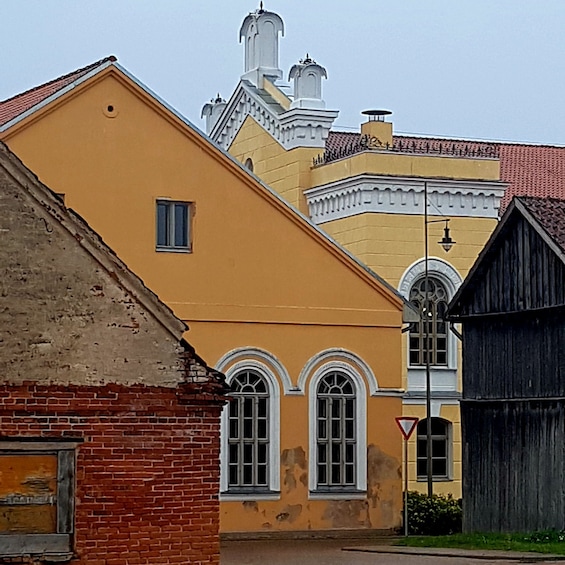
<box><xmin>305</xmin><ymin>174</ymin><xmax>506</xmax><ymax>223</ymax></box>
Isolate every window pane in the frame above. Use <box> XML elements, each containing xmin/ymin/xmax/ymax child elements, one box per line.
<box><xmin>243</xmin><ymin>418</ymin><xmax>253</xmax><ymax>439</ymax></box>
<box><xmin>433</xmin><ymin>459</ymin><xmax>447</xmax><ymax>477</ymax></box>
<box><xmin>345</xmin><ymin>463</ymin><xmax>354</xmax><ymax>485</ymax></box>
<box><xmin>229</xmin><ymin>418</ymin><xmax>238</xmax><ymax>439</ymax></box>
<box><xmin>317</xmin><ymin>464</ymin><xmax>327</xmax><ymax>485</ymax></box>
<box><xmin>157</xmin><ymin>202</ymin><xmax>169</xmax><ymax>246</ymax></box>
<box><xmin>174</xmin><ymin>204</ymin><xmax>188</xmax><ymax>247</ymax></box>
<box><xmin>257</xmin><ymin>464</ymin><xmax>267</xmax><ymax>486</ymax></box>
<box><xmin>331</xmin><ymin>464</ymin><xmax>341</xmax><ymax>484</ymax></box>
<box><xmin>257</xmin><ymin>418</ymin><xmax>267</xmax><ymax>439</ymax></box>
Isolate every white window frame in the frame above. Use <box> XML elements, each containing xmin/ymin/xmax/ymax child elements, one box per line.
<box><xmin>155</xmin><ymin>199</ymin><xmax>191</xmax><ymax>252</ymax></box>
<box><xmin>219</xmin><ymin>359</ymin><xmax>280</xmax><ymax>500</ymax></box>
<box><xmin>308</xmin><ymin>361</ymin><xmax>367</xmax><ymax>498</ymax></box>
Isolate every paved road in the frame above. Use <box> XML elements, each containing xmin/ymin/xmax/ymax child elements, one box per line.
<box><xmin>221</xmin><ymin>539</ymin><xmax>564</xmax><ymax>564</ymax></box>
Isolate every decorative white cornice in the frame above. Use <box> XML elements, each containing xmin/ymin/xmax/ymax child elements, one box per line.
<box><xmin>305</xmin><ymin>174</ymin><xmax>507</xmax><ymax>223</ymax></box>
<box><xmin>210</xmin><ymin>81</ymin><xmax>338</xmax><ymax>151</ymax></box>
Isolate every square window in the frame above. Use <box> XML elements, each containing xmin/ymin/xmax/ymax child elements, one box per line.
<box><xmin>156</xmin><ymin>200</ymin><xmax>191</xmax><ymax>251</ymax></box>
<box><xmin>0</xmin><ymin>439</ymin><xmax>80</xmax><ymax>561</ymax></box>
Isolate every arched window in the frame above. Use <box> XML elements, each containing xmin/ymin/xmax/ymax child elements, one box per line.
<box><xmin>416</xmin><ymin>418</ymin><xmax>451</xmax><ymax>480</ymax></box>
<box><xmin>227</xmin><ymin>370</ymin><xmax>269</xmax><ymax>490</ymax></box>
<box><xmin>409</xmin><ymin>276</ymin><xmax>449</xmax><ymax>366</ymax></box>
<box><xmin>315</xmin><ymin>371</ymin><xmax>356</xmax><ymax>490</ymax></box>
<box><xmin>244</xmin><ymin>158</ymin><xmax>254</xmax><ymax>172</ymax></box>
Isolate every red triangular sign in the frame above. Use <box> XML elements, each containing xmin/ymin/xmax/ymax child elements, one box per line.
<box><xmin>395</xmin><ymin>416</ymin><xmax>419</xmax><ymax>440</ymax></box>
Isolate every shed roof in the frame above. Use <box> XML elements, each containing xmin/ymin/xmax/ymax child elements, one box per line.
<box><xmin>448</xmin><ymin>195</ymin><xmax>565</xmax><ymax>319</ymax></box>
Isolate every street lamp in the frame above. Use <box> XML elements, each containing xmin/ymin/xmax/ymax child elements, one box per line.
<box><xmin>423</xmin><ymin>181</ymin><xmax>455</xmax><ymax>497</ymax></box>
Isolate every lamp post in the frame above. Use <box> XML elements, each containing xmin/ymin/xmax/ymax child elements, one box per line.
<box><xmin>423</xmin><ymin>181</ymin><xmax>455</xmax><ymax>497</ymax></box>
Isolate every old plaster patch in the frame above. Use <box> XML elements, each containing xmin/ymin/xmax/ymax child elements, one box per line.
<box><xmin>242</xmin><ymin>501</ymin><xmax>258</xmax><ymax>512</ymax></box>
<box><xmin>281</xmin><ymin>446</ymin><xmax>306</xmax><ymax>493</ymax></box>
<box><xmin>367</xmin><ymin>444</ymin><xmax>401</xmax><ymax>509</ymax></box>
<box><xmin>322</xmin><ymin>499</ymin><xmax>371</xmax><ymax>529</ymax></box>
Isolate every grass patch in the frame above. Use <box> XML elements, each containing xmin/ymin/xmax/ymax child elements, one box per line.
<box><xmin>395</xmin><ymin>531</ymin><xmax>565</xmax><ymax>555</ymax></box>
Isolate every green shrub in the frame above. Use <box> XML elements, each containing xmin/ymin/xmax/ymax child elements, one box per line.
<box><xmin>405</xmin><ymin>491</ymin><xmax>462</xmax><ymax>535</ymax></box>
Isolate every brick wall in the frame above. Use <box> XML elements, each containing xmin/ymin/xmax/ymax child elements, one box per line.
<box><xmin>0</xmin><ymin>382</ymin><xmax>223</xmax><ymax>565</ymax></box>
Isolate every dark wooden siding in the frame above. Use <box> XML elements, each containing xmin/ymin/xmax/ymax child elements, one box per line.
<box><xmin>462</xmin><ymin>399</ymin><xmax>565</xmax><ymax>533</ymax></box>
<box><xmin>462</xmin><ymin>309</ymin><xmax>565</xmax><ymax>399</ymax></box>
<box><xmin>451</xmin><ymin>214</ymin><xmax>565</xmax><ymax>317</ymax></box>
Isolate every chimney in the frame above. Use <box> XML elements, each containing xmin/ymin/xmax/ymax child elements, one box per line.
<box><xmin>360</xmin><ymin>110</ymin><xmax>393</xmax><ymax>147</ymax></box>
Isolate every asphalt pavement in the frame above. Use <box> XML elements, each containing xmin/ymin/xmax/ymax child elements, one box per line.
<box><xmin>221</xmin><ymin>539</ymin><xmax>565</xmax><ymax>564</ymax></box>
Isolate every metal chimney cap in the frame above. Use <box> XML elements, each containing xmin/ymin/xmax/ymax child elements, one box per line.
<box><xmin>362</xmin><ymin>109</ymin><xmax>392</xmax><ymax>121</ymax></box>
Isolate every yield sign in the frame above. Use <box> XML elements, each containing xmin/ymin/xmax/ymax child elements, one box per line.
<box><xmin>395</xmin><ymin>416</ymin><xmax>419</xmax><ymax>440</ymax></box>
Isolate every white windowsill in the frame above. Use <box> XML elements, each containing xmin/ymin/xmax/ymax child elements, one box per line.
<box><xmin>308</xmin><ymin>490</ymin><xmax>366</xmax><ymax>501</ymax></box>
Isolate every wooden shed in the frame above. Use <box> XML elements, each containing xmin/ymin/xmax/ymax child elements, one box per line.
<box><xmin>448</xmin><ymin>196</ymin><xmax>565</xmax><ymax>533</ymax></box>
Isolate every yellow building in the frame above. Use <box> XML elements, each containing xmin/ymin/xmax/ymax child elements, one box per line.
<box><xmin>1</xmin><ymin>57</ymin><xmax>415</xmax><ymax>534</ymax></box>
<box><xmin>204</xmin><ymin>6</ymin><xmax>507</xmax><ymax>497</ymax></box>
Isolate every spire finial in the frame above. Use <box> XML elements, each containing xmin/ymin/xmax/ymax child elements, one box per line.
<box><xmin>259</xmin><ymin>1</ymin><xmax>264</xmax><ymax>12</ymax></box>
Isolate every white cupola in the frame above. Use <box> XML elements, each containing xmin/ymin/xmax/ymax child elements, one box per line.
<box><xmin>201</xmin><ymin>94</ymin><xmax>227</xmax><ymax>135</ymax></box>
<box><xmin>288</xmin><ymin>55</ymin><xmax>327</xmax><ymax>110</ymax></box>
<box><xmin>239</xmin><ymin>2</ymin><xmax>284</xmax><ymax>87</ymax></box>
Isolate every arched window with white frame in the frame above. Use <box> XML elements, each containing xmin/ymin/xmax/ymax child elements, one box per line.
<box><xmin>228</xmin><ymin>370</ymin><xmax>269</xmax><ymax>490</ymax></box>
<box><xmin>316</xmin><ymin>371</ymin><xmax>356</xmax><ymax>489</ymax></box>
<box><xmin>308</xmin><ymin>361</ymin><xmax>367</xmax><ymax>496</ymax></box>
<box><xmin>408</xmin><ymin>276</ymin><xmax>449</xmax><ymax>367</ymax></box>
<box><xmin>218</xmin><ymin>355</ymin><xmax>281</xmax><ymax>499</ymax></box>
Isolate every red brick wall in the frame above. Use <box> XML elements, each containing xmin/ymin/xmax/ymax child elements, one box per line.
<box><xmin>0</xmin><ymin>382</ymin><xmax>223</xmax><ymax>565</ymax></box>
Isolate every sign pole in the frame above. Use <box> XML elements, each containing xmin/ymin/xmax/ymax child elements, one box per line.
<box><xmin>395</xmin><ymin>416</ymin><xmax>419</xmax><ymax>537</ymax></box>
<box><xmin>404</xmin><ymin>435</ymin><xmax>409</xmax><ymax>537</ymax></box>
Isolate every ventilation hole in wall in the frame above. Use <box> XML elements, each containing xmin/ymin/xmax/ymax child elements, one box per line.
<box><xmin>107</xmin><ymin>105</ymin><xmax>114</xmax><ymax>113</ymax></box>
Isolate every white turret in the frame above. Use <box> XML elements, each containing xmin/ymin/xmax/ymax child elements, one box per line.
<box><xmin>288</xmin><ymin>55</ymin><xmax>327</xmax><ymax>110</ymax></box>
<box><xmin>201</xmin><ymin>94</ymin><xmax>227</xmax><ymax>135</ymax></box>
<box><xmin>239</xmin><ymin>3</ymin><xmax>284</xmax><ymax>86</ymax></box>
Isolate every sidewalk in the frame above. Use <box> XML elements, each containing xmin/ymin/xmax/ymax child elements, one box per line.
<box><xmin>344</xmin><ymin>545</ymin><xmax>565</xmax><ymax>562</ymax></box>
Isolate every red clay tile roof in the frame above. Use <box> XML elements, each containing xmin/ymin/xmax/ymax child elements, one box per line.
<box><xmin>325</xmin><ymin>131</ymin><xmax>565</xmax><ymax>214</ymax></box>
<box><xmin>0</xmin><ymin>56</ymin><xmax>116</xmax><ymax>128</ymax></box>
<box><xmin>518</xmin><ymin>196</ymin><xmax>565</xmax><ymax>253</ymax></box>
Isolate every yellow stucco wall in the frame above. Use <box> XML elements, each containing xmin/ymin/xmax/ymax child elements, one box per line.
<box><xmin>321</xmin><ymin>213</ymin><xmax>497</xmax><ymax>287</ymax></box>
<box><xmin>222</xmin><ymin>88</ymin><xmax>502</xmax><ymax>500</ymax></box>
<box><xmin>228</xmin><ymin>116</ymin><xmax>317</xmax><ymax>215</ymax></box>
<box><xmin>2</xmin><ymin>68</ymin><xmax>406</xmax><ymax>532</ymax></box>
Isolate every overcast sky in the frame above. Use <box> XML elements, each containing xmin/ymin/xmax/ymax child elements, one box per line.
<box><xmin>2</xmin><ymin>1</ymin><xmax>564</xmax><ymax>145</ymax></box>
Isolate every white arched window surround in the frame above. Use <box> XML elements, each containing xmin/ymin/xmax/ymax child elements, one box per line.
<box><xmin>308</xmin><ymin>361</ymin><xmax>367</xmax><ymax>499</ymax></box>
<box><xmin>298</xmin><ymin>348</ymin><xmax>379</xmax><ymax>395</ymax></box>
<box><xmin>218</xmin><ymin>358</ymin><xmax>280</xmax><ymax>500</ymax></box>
<box><xmin>398</xmin><ymin>258</ymin><xmax>462</xmax><ymax>371</ymax></box>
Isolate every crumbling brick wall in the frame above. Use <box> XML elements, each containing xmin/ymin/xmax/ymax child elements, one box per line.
<box><xmin>0</xmin><ymin>382</ymin><xmax>223</xmax><ymax>565</ymax></box>
<box><xmin>0</xmin><ymin>158</ymin><xmax>185</xmax><ymax>388</ymax></box>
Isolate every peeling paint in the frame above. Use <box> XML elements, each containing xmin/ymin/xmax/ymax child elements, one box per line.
<box><xmin>242</xmin><ymin>501</ymin><xmax>258</xmax><ymax>512</ymax></box>
<box><xmin>275</xmin><ymin>504</ymin><xmax>302</xmax><ymax>523</ymax></box>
